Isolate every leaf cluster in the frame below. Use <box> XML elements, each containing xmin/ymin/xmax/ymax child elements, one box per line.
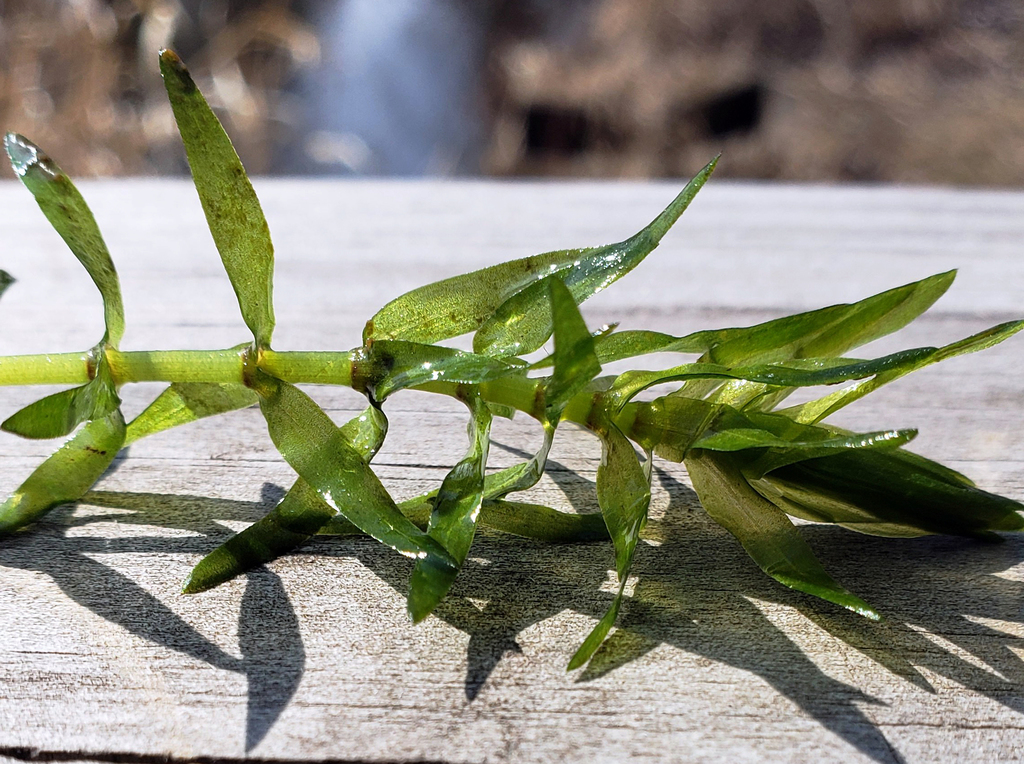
<box><xmin>1</xmin><ymin>51</ymin><xmax>1022</xmax><ymax>670</ymax></box>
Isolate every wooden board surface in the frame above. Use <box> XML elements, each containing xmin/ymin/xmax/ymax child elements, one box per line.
<box><xmin>2</xmin><ymin>178</ymin><xmax>1024</xmax><ymax>763</ymax></box>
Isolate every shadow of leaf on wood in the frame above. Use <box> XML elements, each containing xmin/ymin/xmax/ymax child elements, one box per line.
<box><xmin>2</xmin><ymin>466</ymin><xmax>1024</xmax><ymax>763</ymax></box>
<box><xmin>0</xmin><ymin>483</ymin><xmax>304</xmax><ymax>753</ymax></box>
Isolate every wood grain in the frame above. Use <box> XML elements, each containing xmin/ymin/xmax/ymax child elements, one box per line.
<box><xmin>1</xmin><ymin>179</ymin><xmax>1024</xmax><ymax>763</ymax></box>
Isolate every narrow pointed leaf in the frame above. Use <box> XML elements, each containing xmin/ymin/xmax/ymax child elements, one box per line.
<box><xmin>695</xmin><ymin>427</ymin><xmax>915</xmax><ymax>459</ymax></box>
<box><xmin>0</xmin><ymin>271</ymin><xmax>14</xmax><ymax>299</ymax></box>
<box><xmin>545</xmin><ymin>277</ymin><xmax>601</xmax><ymax>419</ymax></box>
<box><xmin>590</xmin><ymin>271</ymin><xmax>956</xmax><ymax>368</ymax></box>
<box><xmin>159</xmin><ymin>50</ymin><xmax>275</xmax><ymax>347</ymax></box>
<box><xmin>4</xmin><ymin>134</ymin><xmax>124</xmax><ymax>346</ymax></box>
<box><xmin>475</xmin><ymin>160</ymin><xmax>717</xmax><ymax>357</ymax></box>
<box><xmin>250</xmin><ymin>370</ymin><xmax>456</xmax><ymax>572</ymax></box>
<box><xmin>183</xmin><ymin>479</ymin><xmax>334</xmax><ymax>593</ymax></box>
<box><xmin>752</xmin><ymin>448</ymin><xmax>1024</xmax><ymax>538</ymax></box>
<box><xmin>3</xmin><ymin>384</ymin><xmax>97</xmax><ymax>440</ymax></box>
<box><xmin>0</xmin><ymin>407</ymin><xmax>125</xmax><ymax>534</ymax></box>
<box><xmin>609</xmin><ymin>347</ymin><xmax>935</xmax><ymax>407</ymax></box>
<box><xmin>182</xmin><ymin>405</ymin><xmax>388</xmax><ymax>592</ymax></box>
<box><xmin>780</xmin><ymin>321</ymin><xmax>1024</xmax><ymax>424</ymax></box>
<box><xmin>368</xmin><ymin>160</ymin><xmax>716</xmax><ymax>347</ymax></box>
<box><xmin>408</xmin><ymin>392</ymin><xmax>491</xmax><ymax>622</ymax></box>
<box><xmin>125</xmin><ymin>382</ymin><xmax>257</xmax><ymax>444</ymax></box>
<box><xmin>686</xmin><ymin>450</ymin><xmax>880</xmax><ymax>619</ymax></box>
<box><xmin>569</xmin><ymin>413</ymin><xmax>651</xmax><ymax>669</ymax></box>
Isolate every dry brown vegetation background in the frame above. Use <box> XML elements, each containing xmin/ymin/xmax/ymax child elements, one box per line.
<box><xmin>1</xmin><ymin>0</ymin><xmax>1022</xmax><ymax>183</ymax></box>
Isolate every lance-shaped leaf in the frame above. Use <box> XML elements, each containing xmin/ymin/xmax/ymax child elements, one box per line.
<box><xmin>125</xmin><ymin>382</ymin><xmax>257</xmax><ymax>445</ymax></box>
<box><xmin>544</xmin><ymin>278</ymin><xmax>601</xmax><ymax>420</ymax></box>
<box><xmin>568</xmin><ymin>413</ymin><xmax>651</xmax><ymax>670</ymax></box>
<box><xmin>0</xmin><ymin>361</ymin><xmax>124</xmax><ymax>534</ymax></box>
<box><xmin>686</xmin><ymin>450</ymin><xmax>880</xmax><ymax>619</ymax></box>
<box><xmin>750</xmin><ymin>447</ymin><xmax>1024</xmax><ymax>539</ymax></box>
<box><xmin>475</xmin><ymin>163</ymin><xmax>717</xmax><ymax>358</ymax></box>
<box><xmin>408</xmin><ymin>392</ymin><xmax>492</xmax><ymax>622</ymax></box>
<box><xmin>5</xmin><ymin>134</ymin><xmax>125</xmax><ymax>347</ymax></box>
<box><xmin>367</xmin><ymin>158</ymin><xmax>716</xmax><ymax>348</ymax></box>
<box><xmin>249</xmin><ymin>370</ymin><xmax>456</xmax><ymax>577</ymax></box>
<box><xmin>780</xmin><ymin>320</ymin><xmax>1024</xmax><ymax>424</ymax></box>
<box><xmin>159</xmin><ymin>50</ymin><xmax>275</xmax><ymax>347</ymax></box>
<box><xmin>366</xmin><ymin>340</ymin><xmax>524</xmax><ymax>401</ymax></box>
<box><xmin>183</xmin><ymin>404</ymin><xmax>388</xmax><ymax>592</ymax></box>
<box><xmin>608</xmin><ymin>347</ymin><xmax>935</xmax><ymax>408</ymax></box>
<box><xmin>1</xmin><ymin>371</ymin><xmax>118</xmax><ymax>440</ymax></box>
<box><xmin>587</xmin><ymin>270</ymin><xmax>955</xmax><ymax>370</ymax></box>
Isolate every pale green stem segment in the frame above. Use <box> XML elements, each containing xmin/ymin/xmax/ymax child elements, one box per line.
<box><xmin>408</xmin><ymin>390</ymin><xmax>492</xmax><ymax>622</ymax></box>
<box><xmin>686</xmin><ymin>450</ymin><xmax>880</xmax><ymax>620</ymax></box>
<box><xmin>159</xmin><ymin>49</ymin><xmax>275</xmax><ymax>348</ymax></box>
<box><xmin>4</xmin><ymin>134</ymin><xmax>126</xmax><ymax>348</ymax></box>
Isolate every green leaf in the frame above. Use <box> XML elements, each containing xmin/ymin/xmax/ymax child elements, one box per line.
<box><xmin>751</xmin><ymin>448</ymin><xmax>1024</xmax><ymax>539</ymax></box>
<box><xmin>481</xmin><ymin>500</ymin><xmax>608</xmax><ymax>543</ymax></box>
<box><xmin>125</xmin><ymin>382</ymin><xmax>257</xmax><ymax>445</ymax></box>
<box><xmin>183</xmin><ymin>479</ymin><xmax>334</xmax><ymax>593</ymax></box>
<box><xmin>4</xmin><ymin>134</ymin><xmax>125</xmax><ymax>347</ymax></box>
<box><xmin>366</xmin><ymin>340</ymin><xmax>523</xmax><ymax>401</ymax></box>
<box><xmin>686</xmin><ymin>450</ymin><xmax>880</xmax><ymax>619</ymax></box>
<box><xmin>544</xmin><ymin>278</ymin><xmax>601</xmax><ymax>419</ymax></box>
<box><xmin>779</xmin><ymin>321</ymin><xmax>1024</xmax><ymax>424</ymax></box>
<box><xmin>475</xmin><ymin>161</ymin><xmax>717</xmax><ymax>357</ymax></box>
<box><xmin>182</xmin><ymin>404</ymin><xmax>389</xmax><ymax>592</ymax></box>
<box><xmin>608</xmin><ymin>347</ymin><xmax>936</xmax><ymax>407</ymax></box>
<box><xmin>568</xmin><ymin>412</ymin><xmax>651</xmax><ymax>670</ymax></box>
<box><xmin>249</xmin><ymin>370</ymin><xmax>456</xmax><ymax>574</ymax></box>
<box><xmin>408</xmin><ymin>391</ymin><xmax>492</xmax><ymax>622</ymax></box>
<box><xmin>590</xmin><ymin>271</ymin><xmax>956</xmax><ymax>368</ymax></box>
<box><xmin>0</xmin><ymin>271</ymin><xmax>14</xmax><ymax>299</ymax></box>
<box><xmin>159</xmin><ymin>50</ymin><xmax>275</xmax><ymax>347</ymax></box>
<box><xmin>0</xmin><ymin>365</ymin><xmax>124</xmax><ymax>534</ymax></box>
<box><xmin>367</xmin><ymin>158</ymin><xmax>716</xmax><ymax>348</ymax></box>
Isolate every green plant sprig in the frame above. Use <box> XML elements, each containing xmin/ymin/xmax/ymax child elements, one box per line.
<box><xmin>1</xmin><ymin>49</ymin><xmax>1023</xmax><ymax>670</ymax></box>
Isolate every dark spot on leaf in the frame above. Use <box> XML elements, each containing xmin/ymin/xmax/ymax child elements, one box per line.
<box><xmin>84</xmin><ymin>446</ymin><xmax>107</xmax><ymax>456</ymax></box>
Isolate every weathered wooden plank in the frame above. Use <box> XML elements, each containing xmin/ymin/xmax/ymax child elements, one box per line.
<box><xmin>1</xmin><ymin>179</ymin><xmax>1024</xmax><ymax>763</ymax></box>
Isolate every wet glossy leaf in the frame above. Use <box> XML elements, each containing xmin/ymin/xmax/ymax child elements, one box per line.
<box><xmin>545</xmin><ymin>278</ymin><xmax>601</xmax><ymax>419</ymax></box>
<box><xmin>368</xmin><ymin>159</ymin><xmax>716</xmax><ymax>348</ymax></box>
<box><xmin>0</xmin><ymin>407</ymin><xmax>125</xmax><ymax>534</ymax></box>
<box><xmin>368</xmin><ymin>340</ymin><xmax>523</xmax><ymax>401</ymax></box>
<box><xmin>590</xmin><ymin>271</ymin><xmax>955</xmax><ymax>368</ymax></box>
<box><xmin>608</xmin><ymin>347</ymin><xmax>935</xmax><ymax>408</ymax></box>
<box><xmin>183</xmin><ymin>479</ymin><xmax>334</xmax><ymax>593</ymax></box>
<box><xmin>125</xmin><ymin>383</ymin><xmax>257</xmax><ymax>444</ymax></box>
<box><xmin>568</xmin><ymin>413</ymin><xmax>651</xmax><ymax>670</ymax></box>
<box><xmin>159</xmin><ymin>50</ymin><xmax>275</xmax><ymax>347</ymax></box>
<box><xmin>182</xmin><ymin>405</ymin><xmax>389</xmax><ymax>592</ymax></box>
<box><xmin>408</xmin><ymin>392</ymin><xmax>491</xmax><ymax>622</ymax></box>
<box><xmin>686</xmin><ymin>450</ymin><xmax>880</xmax><ymax>619</ymax></box>
<box><xmin>475</xmin><ymin>162</ymin><xmax>717</xmax><ymax>358</ymax></box>
<box><xmin>780</xmin><ymin>321</ymin><xmax>1024</xmax><ymax>424</ymax></box>
<box><xmin>4</xmin><ymin>134</ymin><xmax>125</xmax><ymax>346</ymax></box>
<box><xmin>250</xmin><ymin>370</ymin><xmax>456</xmax><ymax>574</ymax></box>
<box><xmin>752</xmin><ymin>448</ymin><xmax>1024</xmax><ymax>539</ymax></box>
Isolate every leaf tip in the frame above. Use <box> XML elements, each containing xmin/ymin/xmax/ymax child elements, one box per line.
<box><xmin>4</xmin><ymin>132</ymin><xmax>45</xmax><ymax>179</ymax></box>
<box><xmin>158</xmin><ymin>49</ymin><xmax>195</xmax><ymax>92</ymax></box>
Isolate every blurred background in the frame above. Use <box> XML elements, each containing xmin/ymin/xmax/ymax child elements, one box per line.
<box><xmin>0</xmin><ymin>0</ymin><xmax>1022</xmax><ymax>183</ymax></box>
